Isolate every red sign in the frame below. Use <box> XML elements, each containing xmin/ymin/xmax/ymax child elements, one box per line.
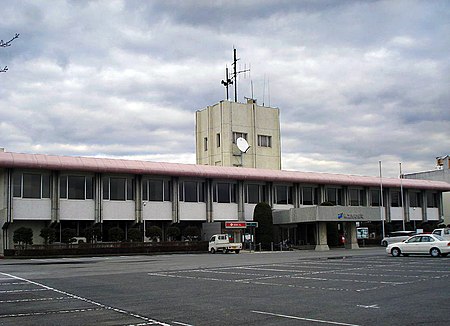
<box><xmin>225</xmin><ymin>222</ymin><xmax>246</xmax><ymax>228</ymax></box>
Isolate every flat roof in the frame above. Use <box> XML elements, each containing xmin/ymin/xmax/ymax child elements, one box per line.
<box><xmin>1</xmin><ymin>151</ymin><xmax>449</xmax><ymax>191</ymax></box>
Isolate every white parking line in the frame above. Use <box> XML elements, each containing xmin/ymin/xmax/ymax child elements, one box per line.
<box><xmin>252</xmin><ymin>310</ymin><xmax>361</xmax><ymax>326</ymax></box>
<box><xmin>0</xmin><ymin>272</ymin><xmax>172</xmax><ymax>326</ymax></box>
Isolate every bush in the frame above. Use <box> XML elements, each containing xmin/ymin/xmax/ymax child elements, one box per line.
<box><xmin>13</xmin><ymin>227</ymin><xmax>33</xmax><ymax>248</ymax></box>
<box><xmin>146</xmin><ymin>225</ymin><xmax>162</xmax><ymax>241</ymax></box>
<box><xmin>108</xmin><ymin>227</ymin><xmax>125</xmax><ymax>242</ymax></box>
<box><xmin>40</xmin><ymin>227</ymin><xmax>56</xmax><ymax>245</ymax></box>
<box><xmin>127</xmin><ymin>228</ymin><xmax>142</xmax><ymax>242</ymax></box>
<box><xmin>183</xmin><ymin>226</ymin><xmax>200</xmax><ymax>241</ymax></box>
<box><xmin>166</xmin><ymin>226</ymin><xmax>181</xmax><ymax>241</ymax></box>
<box><xmin>83</xmin><ymin>225</ymin><xmax>102</xmax><ymax>243</ymax></box>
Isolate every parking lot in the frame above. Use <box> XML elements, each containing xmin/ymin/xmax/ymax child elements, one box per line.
<box><xmin>0</xmin><ymin>249</ymin><xmax>448</xmax><ymax>325</ymax></box>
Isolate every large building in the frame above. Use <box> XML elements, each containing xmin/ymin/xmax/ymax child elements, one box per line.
<box><xmin>1</xmin><ymin>149</ymin><xmax>450</xmax><ymax>255</ymax></box>
<box><xmin>195</xmin><ymin>100</ymin><xmax>281</xmax><ymax>170</ymax></box>
<box><xmin>404</xmin><ymin>155</ymin><xmax>450</xmax><ymax>225</ymax></box>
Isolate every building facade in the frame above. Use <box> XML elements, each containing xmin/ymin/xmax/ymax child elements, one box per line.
<box><xmin>195</xmin><ymin>100</ymin><xmax>281</xmax><ymax>170</ymax></box>
<box><xmin>1</xmin><ymin>150</ymin><xmax>450</xmax><ymax>255</ymax></box>
<box><xmin>404</xmin><ymin>155</ymin><xmax>450</xmax><ymax>225</ymax></box>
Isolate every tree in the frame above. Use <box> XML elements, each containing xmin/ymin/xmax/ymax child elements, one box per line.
<box><xmin>108</xmin><ymin>227</ymin><xmax>124</xmax><ymax>242</ymax></box>
<box><xmin>253</xmin><ymin>202</ymin><xmax>274</xmax><ymax>249</ymax></box>
<box><xmin>146</xmin><ymin>225</ymin><xmax>162</xmax><ymax>241</ymax></box>
<box><xmin>166</xmin><ymin>226</ymin><xmax>181</xmax><ymax>241</ymax></box>
<box><xmin>13</xmin><ymin>227</ymin><xmax>33</xmax><ymax>248</ymax></box>
<box><xmin>183</xmin><ymin>226</ymin><xmax>200</xmax><ymax>241</ymax></box>
<box><xmin>1</xmin><ymin>33</ymin><xmax>19</xmax><ymax>73</ymax></box>
<box><xmin>40</xmin><ymin>227</ymin><xmax>56</xmax><ymax>245</ymax></box>
<box><xmin>61</xmin><ymin>228</ymin><xmax>77</xmax><ymax>244</ymax></box>
<box><xmin>84</xmin><ymin>225</ymin><xmax>102</xmax><ymax>243</ymax></box>
<box><xmin>127</xmin><ymin>228</ymin><xmax>142</xmax><ymax>242</ymax></box>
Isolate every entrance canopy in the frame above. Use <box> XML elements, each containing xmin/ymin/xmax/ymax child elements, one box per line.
<box><xmin>273</xmin><ymin>206</ymin><xmax>382</xmax><ymax>224</ymax></box>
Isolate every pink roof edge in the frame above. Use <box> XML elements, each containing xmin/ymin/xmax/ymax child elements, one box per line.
<box><xmin>0</xmin><ymin>151</ymin><xmax>449</xmax><ymax>191</ymax></box>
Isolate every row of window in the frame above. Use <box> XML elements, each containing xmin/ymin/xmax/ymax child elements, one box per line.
<box><xmin>11</xmin><ymin>172</ymin><xmax>439</xmax><ymax>207</ymax></box>
<box><xmin>204</xmin><ymin>132</ymin><xmax>272</xmax><ymax>151</ymax></box>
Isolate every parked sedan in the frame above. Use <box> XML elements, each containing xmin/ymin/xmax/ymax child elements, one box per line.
<box><xmin>381</xmin><ymin>230</ymin><xmax>416</xmax><ymax>247</ymax></box>
<box><xmin>386</xmin><ymin>234</ymin><xmax>450</xmax><ymax>257</ymax></box>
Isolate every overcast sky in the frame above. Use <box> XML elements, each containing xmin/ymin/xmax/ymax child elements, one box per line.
<box><xmin>1</xmin><ymin>0</ymin><xmax>449</xmax><ymax>178</ymax></box>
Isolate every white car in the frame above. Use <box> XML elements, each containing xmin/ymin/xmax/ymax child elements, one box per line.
<box><xmin>386</xmin><ymin>234</ymin><xmax>450</xmax><ymax>257</ymax></box>
<box><xmin>381</xmin><ymin>231</ymin><xmax>416</xmax><ymax>247</ymax></box>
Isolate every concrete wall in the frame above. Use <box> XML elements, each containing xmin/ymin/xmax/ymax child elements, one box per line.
<box><xmin>196</xmin><ymin>101</ymin><xmax>281</xmax><ymax>170</ymax></box>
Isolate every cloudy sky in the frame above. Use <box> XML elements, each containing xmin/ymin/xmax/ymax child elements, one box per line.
<box><xmin>1</xmin><ymin>0</ymin><xmax>449</xmax><ymax>178</ymax></box>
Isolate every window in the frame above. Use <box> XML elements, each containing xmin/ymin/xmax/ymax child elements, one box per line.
<box><xmin>213</xmin><ymin>182</ymin><xmax>236</xmax><ymax>203</ymax></box>
<box><xmin>410</xmin><ymin>192</ymin><xmax>421</xmax><ymax>207</ymax></box>
<box><xmin>179</xmin><ymin>181</ymin><xmax>205</xmax><ymax>203</ymax></box>
<box><xmin>245</xmin><ymin>184</ymin><xmax>265</xmax><ymax>204</ymax></box>
<box><xmin>275</xmin><ymin>185</ymin><xmax>293</xmax><ymax>205</ymax></box>
<box><xmin>232</xmin><ymin>132</ymin><xmax>247</xmax><ymax>143</ymax></box>
<box><xmin>142</xmin><ymin>179</ymin><xmax>170</xmax><ymax>202</ymax></box>
<box><xmin>257</xmin><ymin>135</ymin><xmax>272</xmax><ymax>147</ymax></box>
<box><xmin>204</xmin><ymin>137</ymin><xmax>208</xmax><ymax>151</ymax></box>
<box><xmin>391</xmin><ymin>191</ymin><xmax>401</xmax><ymax>207</ymax></box>
<box><xmin>216</xmin><ymin>133</ymin><xmax>221</xmax><ymax>147</ymax></box>
<box><xmin>427</xmin><ymin>192</ymin><xmax>437</xmax><ymax>208</ymax></box>
<box><xmin>349</xmin><ymin>188</ymin><xmax>365</xmax><ymax>206</ymax></box>
<box><xmin>12</xmin><ymin>172</ymin><xmax>50</xmax><ymax>199</ymax></box>
<box><xmin>60</xmin><ymin>175</ymin><xmax>95</xmax><ymax>200</ymax></box>
<box><xmin>370</xmin><ymin>189</ymin><xmax>380</xmax><ymax>206</ymax></box>
<box><xmin>326</xmin><ymin>187</ymin><xmax>342</xmax><ymax>205</ymax></box>
<box><xmin>103</xmin><ymin>177</ymin><xmax>134</xmax><ymax>201</ymax></box>
<box><xmin>12</xmin><ymin>172</ymin><xmax>22</xmax><ymax>197</ymax></box>
<box><xmin>301</xmin><ymin>187</ymin><xmax>319</xmax><ymax>205</ymax></box>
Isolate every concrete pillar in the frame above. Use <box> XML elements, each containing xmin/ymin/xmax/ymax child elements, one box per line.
<box><xmin>344</xmin><ymin>222</ymin><xmax>359</xmax><ymax>249</ymax></box>
<box><xmin>315</xmin><ymin>222</ymin><xmax>329</xmax><ymax>251</ymax></box>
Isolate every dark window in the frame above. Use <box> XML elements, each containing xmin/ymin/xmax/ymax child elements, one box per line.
<box><xmin>184</xmin><ymin>181</ymin><xmax>198</xmax><ymax>202</ymax></box>
<box><xmin>142</xmin><ymin>180</ymin><xmax>148</xmax><ymax>201</ymax></box>
<box><xmin>232</xmin><ymin>132</ymin><xmax>248</xmax><ymax>143</ymax></box>
<box><xmin>23</xmin><ymin>173</ymin><xmax>41</xmax><ymax>198</ymax></box>
<box><xmin>164</xmin><ymin>180</ymin><xmax>171</xmax><ymax>201</ymax></box>
<box><xmin>327</xmin><ymin>188</ymin><xmax>342</xmax><ymax>205</ymax></box>
<box><xmin>68</xmin><ymin>176</ymin><xmax>85</xmax><ymax>200</ymax></box>
<box><xmin>12</xmin><ymin>172</ymin><xmax>22</xmax><ymax>197</ymax></box>
<box><xmin>127</xmin><ymin>178</ymin><xmax>134</xmax><ymax>200</ymax></box>
<box><xmin>246</xmin><ymin>184</ymin><xmax>260</xmax><ymax>204</ymax></box>
<box><xmin>257</xmin><ymin>135</ymin><xmax>272</xmax><ymax>147</ymax></box>
<box><xmin>42</xmin><ymin>175</ymin><xmax>50</xmax><ymax>198</ymax></box>
<box><xmin>198</xmin><ymin>182</ymin><xmax>204</xmax><ymax>202</ymax></box>
<box><xmin>103</xmin><ymin>177</ymin><xmax>109</xmax><ymax>200</ymax></box>
<box><xmin>427</xmin><ymin>192</ymin><xmax>437</xmax><ymax>208</ymax></box>
<box><xmin>110</xmin><ymin>178</ymin><xmax>126</xmax><ymax>201</ymax></box>
<box><xmin>275</xmin><ymin>185</ymin><xmax>292</xmax><ymax>204</ymax></box>
<box><xmin>410</xmin><ymin>192</ymin><xmax>421</xmax><ymax>207</ymax></box>
<box><xmin>370</xmin><ymin>189</ymin><xmax>380</xmax><ymax>206</ymax></box>
<box><xmin>149</xmin><ymin>180</ymin><xmax>163</xmax><ymax>201</ymax></box>
<box><xmin>391</xmin><ymin>191</ymin><xmax>401</xmax><ymax>207</ymax></box>
<box><xmin>302</xmin><ymin>187</ymin><xmax>313</xmax><ymax>205</ymax></box>
<box><xmin>215</xmin><ymin>183</ymin><xmax>236</xmax><ymax>203</ymax></box>
<box><xmin>86</xmin><ymin>176</ymin><xmax>94</xmax><ymax>199</ymax></box>
<box><xmin>60</xmin><ymin>176</ymin><xmax>67</xmax><ymax>198</ymax></box>
<box><xmin>204</xmin><ymin>137</ymin><xmax>208</xmax><ymax>151</ymax></box>
<box><xmin>216</xmin><ymin>133</ymin><xmax>221</xmax><ymax>147</ymax></box>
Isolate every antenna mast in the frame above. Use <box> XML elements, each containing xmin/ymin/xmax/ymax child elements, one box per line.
<box><xmin>221</xmin><ymin>66</ymin><xmax>233</xmax><ymax>101</ymax></box>
<box><xmin>231</xmin><ymin>48</ymin><xmax>250</xmax><ymax>102</ymax></box>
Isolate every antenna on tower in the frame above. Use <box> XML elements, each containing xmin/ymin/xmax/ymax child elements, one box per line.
<box><xmin>221</xmin><ymin>66</ymin><xmax>233</xmax><ymax>101</ymax></box>
<box><xmin>231</xmin><ymin>48</ymin><xmax>250</xmax><ymax>102</ymax></box>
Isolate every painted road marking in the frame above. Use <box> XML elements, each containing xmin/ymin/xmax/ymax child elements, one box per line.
<box><xmin>252</xmin><ymin>310</ymin><xmax>361</xmax><ymax>326</ymax></box>
<box><xmin>0</xmin><ymin>272</ymin><xmax>172</xmax><ymax>326</ymax></box>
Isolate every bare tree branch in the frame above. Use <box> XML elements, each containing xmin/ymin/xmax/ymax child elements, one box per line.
<box><xmin>0</xmin><ymin>66</ymin><xmax>8</xmax><ymax>73</ymax></box>
<box><xmin>0</xmin><ymin>33</ymin><xmax>20</xmax><ymax>47</ymax></box>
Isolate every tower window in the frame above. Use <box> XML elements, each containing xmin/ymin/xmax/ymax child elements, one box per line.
<box><xmin>257</xmin><ymin>135</ymin><xmax>272</xmax><ymax>147</ymax></box>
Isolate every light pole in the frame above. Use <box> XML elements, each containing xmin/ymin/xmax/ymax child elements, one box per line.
<box><xmin>400</xmin><ymin>163</ymin><xmax>405</xmax><ymax>231</ymax></box>
<box><xmin>379</xmin><ymin>161</ymin><xmax>385</xmax><ymax>239</ymax></box>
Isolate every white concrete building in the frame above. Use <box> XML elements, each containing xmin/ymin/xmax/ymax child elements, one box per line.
<box><xmin>195</xmin><ymin>100</ymin><xmax>281</xmax><ymax>170</ymax></box>
<box><xmin>404</xmin><ymin>155</ymin><xmax>450</xmax><ymax>225</ymax></box>
<box><xmin>1</xmin><ymin>150</ymin><xmax>449</xmax><ymax>255</ymax></box>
